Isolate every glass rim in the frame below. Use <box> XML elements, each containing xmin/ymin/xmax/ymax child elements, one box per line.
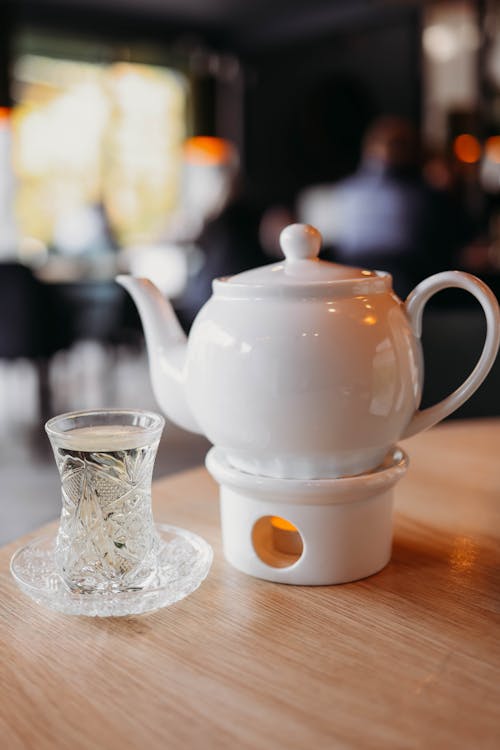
<box><xmin>45</xmin><ymin>408</ymin><xmax>165</xmax><ymax>450</ymax></box>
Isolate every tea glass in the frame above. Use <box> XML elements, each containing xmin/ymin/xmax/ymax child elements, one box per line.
<box><xmin>45</xmin><ymin>409</ymin><xmax>165</xmax><ymax>594</ymax></box>
<box><xmin>10</xmin><ymin>408</ymin><xmax>213</xmax><ymax>617</ymax></box>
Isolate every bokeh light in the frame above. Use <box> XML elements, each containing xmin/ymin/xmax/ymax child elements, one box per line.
<box><xmin>453</xmin><ymin>133</ymin><xmax>481</xmax><ymax>164</ymax></box>
<box><xmin>12</xmin><ymin>55</ymin><xmax>188</xmax><ymax>249</ymax></box>
<box><xmin>485</xmin><ymin>136</ymin><xmax>500</xmax><ymax>163</ymax></box>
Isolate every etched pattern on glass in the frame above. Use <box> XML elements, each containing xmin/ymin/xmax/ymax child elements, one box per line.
<box><xmin>54</xmin><ymin>442</ymin><xmax>161</xmax><ymax>593</ymax></box>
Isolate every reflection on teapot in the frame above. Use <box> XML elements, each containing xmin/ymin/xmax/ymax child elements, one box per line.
<box><xmin>117</xmin><ymin>223</ymin><xmax>500</xmax><ymax>479</ymax></box>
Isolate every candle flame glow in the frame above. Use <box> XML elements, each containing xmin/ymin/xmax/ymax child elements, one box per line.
<box><xmin>271</xmin><ymin>516</ymin><xmax>298</xmax><ymax>532</ymax></box>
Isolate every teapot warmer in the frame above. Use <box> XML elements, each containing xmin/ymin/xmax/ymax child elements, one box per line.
<box><xmin>206</xmin><ymin>445</ymin><xmax>409</xmax><ymax>585</ymax></box>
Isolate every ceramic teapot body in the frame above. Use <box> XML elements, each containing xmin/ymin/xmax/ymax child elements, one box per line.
<box><xmin>118</xmin><ymin>224</ymin><xmax>500</xmax><ymax>479</ymax></box>
<box><xmin>186</xmin><ymin>278</ymin><xmax>420</xmax><ymax>478</ymax></box>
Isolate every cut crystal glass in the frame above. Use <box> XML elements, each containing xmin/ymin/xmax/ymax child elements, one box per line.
<box><xmin>10</xmin><ymin>409</ymin><xmax>213</xmax><ymax>616</ymax></box>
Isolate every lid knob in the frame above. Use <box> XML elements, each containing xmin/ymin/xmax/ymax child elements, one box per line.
<box><xmin>280</xmin><ymin>223</ymin><xmax>322</xmax><ymax>262</ymax></box>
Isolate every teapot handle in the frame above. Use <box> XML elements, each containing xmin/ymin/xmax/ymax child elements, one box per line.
<box><xmin>401</xmin><ymin>271</ymin><xmax>500</xmax><ymax>439</ymax></box>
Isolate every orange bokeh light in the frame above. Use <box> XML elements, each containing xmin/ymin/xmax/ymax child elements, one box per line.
<box><xmin>453</xmin><ymin>134</ymin><xmax>481</xmax><ymax>164</ymax></box>
<box><xmin>485</xmin><ymin>136</ymin><xmax>500</xmax><ymax>164</ymax></box>
<box><xmin>183</xmin><ymin>136</ymin><xmax>235</xmax><ymax>166</ymax></box>
<box><xmin>0</xmin><ymin>106</ymin><xmax>11</xmax><ymax>122</ymax></box>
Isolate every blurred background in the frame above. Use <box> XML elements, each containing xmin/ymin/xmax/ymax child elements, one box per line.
<box><xmin>1</xmin><ymin>0</ymin><xmax>500</xmax><ymax>543</ymax></box>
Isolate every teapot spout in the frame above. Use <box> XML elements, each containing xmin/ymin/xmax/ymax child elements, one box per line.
<box><xmin>116</xmin><ymin>275</ymin><xmax>201</xmax><ymax>434</ymax></box>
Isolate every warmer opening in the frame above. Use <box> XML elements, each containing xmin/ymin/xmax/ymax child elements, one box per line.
<box><xmin>251</xmin><ymin>516</ymin><xmax>304</xmax><ymax>568</ymax></box>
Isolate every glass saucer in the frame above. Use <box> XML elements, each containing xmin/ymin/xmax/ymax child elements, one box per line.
<box><xmin>10</xmin><ymin>524</ymin><xmax>213</xmax><ymax>617</ymax></box>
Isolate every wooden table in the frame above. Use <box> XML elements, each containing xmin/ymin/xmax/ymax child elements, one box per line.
<box><xmin>1</xmin><ymin>420</ymin><xmax>499</xmax><ymax>749</ymax></box>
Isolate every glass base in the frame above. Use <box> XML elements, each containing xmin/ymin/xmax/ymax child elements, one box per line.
<box><xmin>10</xmin><ymin>524</ymin><xmax>213</xmax><ymax>617</ymax></box>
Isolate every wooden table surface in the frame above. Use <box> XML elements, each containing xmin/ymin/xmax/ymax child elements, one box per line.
<box><xmin>1</xmin><ymin>420</ymin><xmax>499</xmax><ymax>749</ymax></box>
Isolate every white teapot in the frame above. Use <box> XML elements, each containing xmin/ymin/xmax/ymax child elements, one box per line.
<box><xmin>118</xmin><ymin>224</ymin><xmax>500</xmax><ymax>479</ymax></box>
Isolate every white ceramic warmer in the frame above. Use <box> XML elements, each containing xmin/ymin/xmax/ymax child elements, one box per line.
<box><xmin>118</xmin><ymin>223</ymin><xmax>500</xmax><ymax>479</ymax></box>
<box><xmin>206</xmin><ymin>444</ymin><xmax>409</xmax><ymax>585</ymax></box>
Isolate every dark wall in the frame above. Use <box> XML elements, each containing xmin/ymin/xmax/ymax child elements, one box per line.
<box><xmin>244</xmin><ymin>7</ymin><xmax>421</xmax><ymax>206</ymax></box>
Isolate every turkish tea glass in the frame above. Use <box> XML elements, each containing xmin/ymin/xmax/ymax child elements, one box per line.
<box><xmin>45</xmin><ymin>409</ymin><xmax>165</xmax><ymax>594</ymax></box>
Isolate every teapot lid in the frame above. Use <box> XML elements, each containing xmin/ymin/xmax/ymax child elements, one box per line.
<box><xmin>213</xmin><ymin>224</ymin><xmax>391</xmax><ymax>298</ymax></box>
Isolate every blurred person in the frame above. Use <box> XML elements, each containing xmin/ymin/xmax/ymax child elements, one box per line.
<box><xmin>165</xmin><ymin>136</ymin><xmax>241</xmax><ymax>243</ymax></box>
<box><xmin>298</xmin><ymin>116</ymin><xmax>467</xmax><ymax>297</ymax></box>
<box><xmin>173</xmin><ymin>137</ymin><xmax>269</xmax><ymax>329</ymax></box>
<box><xmin>423</xmin><ymin>150</ymin><xmax>455</xmax><ymax>192</ymax></box>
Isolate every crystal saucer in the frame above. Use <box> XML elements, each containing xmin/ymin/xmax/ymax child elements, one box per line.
<box><xmin>10</xmin><ymin>524</ymin><xmax>213</xmax><ymax>617</ymax></box>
